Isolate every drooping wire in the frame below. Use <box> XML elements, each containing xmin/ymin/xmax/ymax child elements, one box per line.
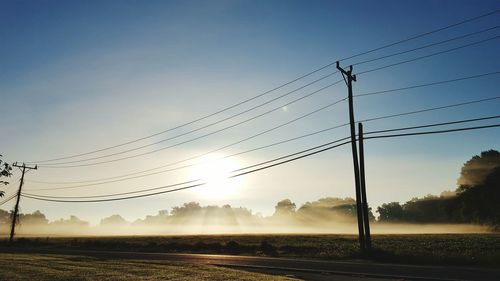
<box><xmin>26</xmin><ymin>118</ymin><xmax>350</xmax><ymax>190</ymax></box>
<box><xmin>27</xmin><ymin>94</ymin><xmax>500</xmax><ymax>188</ymax></box>
<box><xmin>356</xmin><ymin>35</ymin><xmax>500</xmax><ymax>76</ymax></box>
<box><xmin>365</xmin><ymin>123</ymin><xmax>500</xmax><ymax>140</ymax></box>
<box><xmin>0</xmin><ymin>177</ymin><xmax>22</xmax><ymax>206</ymax></box>
<box><xmin>22</xmin><ymin>140</ymin><xmax>353</xmax><ymax>202</ymax></box>
<box><xmin>358</xmin><ymin>96</ymin><xmax>500</xmax><ymax>123</ymax></box>
<box><xmin>355</xmin><ymin>71</ymin><xmax>500</xmax><ymax>98</ymax></box>
<box><xmin>24</xmin><ymin>9</ymin><xmax>500</xmax><ymax>164</ymax></box>
<box><xmin>339</xmin><ymin>9</ymin><xmax>499</xmax><ymax>62</ymax></box>
<box><xmin>22</xmin><ymin>121</ymin><xmax>500</xmax><ymax>203</ymax></box>
<box><xmin>351</xmin><ymin>25</ymin><xmax>499</xmax><ymax>67</ymax></box>
<box><xmin>38</xmin><ymin>80</ymin><xmax>344</xmax><ymax>167</ymax></box>
<box><xmin>34</xmin><ymin>71</ymin><xmax>340</xmax><ymax>164</ymax></box>
<box><xmin>37</xmin><ymin>34</ymin><xmax>500</xmax><ymax>168</ymax></box>
<box><xmin>0</xmin><ymin>193</ymin><xmax>18</xmax><ymax>206</ymax></box>
<box><xmin>365</xmin><ymin>114</ymin><xmax>500</xmax><ymax>135</ymax></box>
<box><xmin>26</xmin><ymin>71</ymin><xmax>337</xmax><ymax>164</ymax></box>
<box><xmin>27</xmin><ymin>124</ymin><xmax>350</xmax><ymax>188</ymax></box>
<box><xmin>26</xmin><ymin>108</ymin><xmax>500</xmax><ymax>193</ymax></box>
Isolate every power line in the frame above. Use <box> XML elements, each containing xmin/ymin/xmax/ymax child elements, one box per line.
<box><xmin>233</xmin><ymin>138</ymin><xmax>352</xmax><ymax>174</ymax></box>
<box><xmin>24</xmin><ymin>138</ymin><xmax>353</xmax><ymax>199</ymax></box>
<box><xmin>22</xmin><ymin>121</ymin><xmax>500</xmax><ymax>203</ymax></box>
<box><xmin>29</xmin><ymin>101</ymin><xmax>349</xmax><ymax>183</ymax></box>
<box><xmin>25</xmin><ymin>140</ymin><xmax>351</xmax><ymax>199</ymax></box>
<box><xmin>352</xmin><ymin>25</ymin><xmax>499</xmax><ymax>66</ymax></box>
<box><xmin>355</xmin><ymin>71</ymin><xmax>500</xmax><ymax>97</ymax></box>
<box><xmin>356</xmin><ymin>35</ymin><xmax>500</xmax><ymax>76</ymax></box>
<box><xmin>26</xmin><ymin>72</ymin><xmax>337</xmax><ymax>164</ymax></box>
<box><xmin>2</xmin><ymin>175</ymin><xmax>21</xmax><ymax>192</ymax></box>
<box><xmin>0</xmin><ymin>176</ymin><xmax>22</xmax><ymax>203</ymax></box>
<box><xmin>27</xmin><ymin>94</ymin><xmax>500</xmax><ymax>188</ymax></box>
<box><xmin>0</xmin><ymin>193</ymin><xmax>17</xmax><ymax>206</ymax></box>
<box><xmin>34</xmin><ymin>72</ymin><xmax>340</xmax><ymax>165</ymax></box>
<box><xmin>26</xmin><ymin>127</ymin><xmax>350</xmax><ymax>191</ymax></box>
<box><xmin>24</xmin><ymin>113</ymin><xmax>500</xmax><ymax>195</ymax></box>
<box><xmin>22</xmin><ymin>140</ymin><xmax>353</xmax><ymax>202</ymax></box>
<box><xmin>358</xmin><ymin>96</ymin><xmax>500</xmax><ymax>123</ymax></box>
<box><xmin>24</xmin><ymin>9</ymin><xmax>499</xmax><ymax>164</ymax></box>
<box><xmin>365</xmin><ymin>123</ymin><xmax>500</xmax><ymax>140</ymax></box>
<box><xmin>29</xmin><ymin>72</ymin><xmax>500</xmax><ymax>184</ymax></box>
<box><xmin>24</xmin><ymin>179</ymin><xmax>202</xmax><ymax>199</ymax></box>
<box><xmin>365</xmin><ymin>114</ymin><xmax>500</xmax><ymax>135</ymax></box>
<box><xmin>26</xmin><ymin>126</ymin><xmax>350</xmax><ymax>191</ymax></box>
<box><xmin>338</xmin><ymin>9</ymin><xmax>500</xmax><ymax>62</ymax></box>
<box><xmin>38</xmin><ymin>34</ymin><xmax>499</xmax><ymax>168</ymax></box>
<box><xmin>22</xmin><ymin>183</ymin><xmax>206</xmax><ymax>203</ymax></box>
<box><xmin>38</xmin><ymin>80</ymin><xmax>344</xmax><ymax>167</ymax></box>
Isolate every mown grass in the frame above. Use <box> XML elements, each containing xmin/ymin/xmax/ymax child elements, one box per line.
<box><xmin>0</xmin><ymin>253</ymin><xmax>299</xmax><ymax>281</ymax></box>
<box><xmin>371</xmin><ymin>234</ymin><xmax>500</xmax><ymax>266</ymax></box>
<box><xmin>1</xmin><ymin>233</ymin><xmax>499</xmax><ymax>267</ymax></box>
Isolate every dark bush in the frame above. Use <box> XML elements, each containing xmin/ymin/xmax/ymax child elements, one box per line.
<box><xmin>225</xmin><ymin>240</ymin><xmax>241</xmax><ymax>254</ymax></box>
<box><xmin>260</xmin><ymin>241</ymin><xmax>278</xmax><ymax>256</ymax></box>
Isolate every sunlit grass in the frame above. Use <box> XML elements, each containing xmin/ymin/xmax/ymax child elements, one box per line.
<box><xmin>0</xmin><ymin>253</ymin><xmax>299</xmax><ymax>281</ymax></box>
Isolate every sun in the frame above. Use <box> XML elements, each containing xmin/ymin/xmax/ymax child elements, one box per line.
<box><xmin>188</xmin><ymin>154</ymin><xmax>243</xmax><ymax>200</ymax></box>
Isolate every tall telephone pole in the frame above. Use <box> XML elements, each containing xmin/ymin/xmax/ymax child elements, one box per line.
<box><xmin>336</xmin><ymin>62</ymin><xmax>366</xmax><ymax>252</ymax></box>
<box><xmin>10</xmin><ymin>162</ymin><xmax>37</xmax><ymax>242</ymax></box>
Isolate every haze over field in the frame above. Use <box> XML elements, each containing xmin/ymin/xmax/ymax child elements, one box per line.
<box><xmin>0</xmin><ymin>206</ymin><xmax>492</xmax><ymax>237</ymax></box>
<box><xmin>2</xmin><ymin>149</ymin><xmax>498</xmax><ymax>236</ymax></box>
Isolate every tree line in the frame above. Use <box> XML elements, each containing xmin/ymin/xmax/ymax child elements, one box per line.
<box><xmin>0</xmin><ymin>150</ymin><xmax>498</xmax><ymax>232</ymax></box>
<box><xmin>376</xmin><ymin>150</ymin><xmax>500</xmax><ymax>227</ymax></box>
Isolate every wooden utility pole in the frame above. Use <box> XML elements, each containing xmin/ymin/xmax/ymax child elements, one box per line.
<box><xmin>358</xmin><ymin>122</ymin><xmax>372</xmax><ymax>251</ymax></box>
<box><xmin>336</xmin><ymin>62</ymin><xmax>366</xmax><ymax>252</ymax></box>
<box><xmin>10</xmin><ymin>162</ymin><xmax>37</xmax><ymax>242</ymax></box>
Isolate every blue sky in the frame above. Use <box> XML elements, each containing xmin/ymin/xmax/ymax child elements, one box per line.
<box><xmin>1</xmin><ymin>0</ymin><xmax>499</xmax><ymax>224</ymax></box>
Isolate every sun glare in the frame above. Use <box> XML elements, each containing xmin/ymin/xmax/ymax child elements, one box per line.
<box><xmin>188</xmin><ymin>154</ymin><xmax>243</xmax><ymax>200</ymax></box>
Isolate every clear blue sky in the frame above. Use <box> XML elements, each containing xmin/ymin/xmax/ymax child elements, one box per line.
<box><xmin>1</xmin><ymin>0</ymin><xmax>499</xmax><ymax>224</ymax></box>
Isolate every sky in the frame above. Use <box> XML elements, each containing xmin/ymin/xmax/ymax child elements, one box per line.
<box><xmin>1</xmin><ymin>0</ymin><xmax>499</xmax><ymax>225</ymax></box>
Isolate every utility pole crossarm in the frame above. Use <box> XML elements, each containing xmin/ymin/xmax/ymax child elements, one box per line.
<box><xmin>336</xmin><ymin>62</ymin><xmax>357</xmax><ymax>81</ymax></box>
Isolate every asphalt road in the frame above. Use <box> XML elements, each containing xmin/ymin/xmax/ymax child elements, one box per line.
<box><xmin>2</xmin><ymin>248</ymin><xmax>499</xmax><ymax>281</ymax></box>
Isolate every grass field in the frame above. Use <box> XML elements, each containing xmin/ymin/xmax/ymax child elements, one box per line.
<box><xmin>0</xmin><ymin>253</ymin><xmax>299</xmax><ymax>281</ymax></box>
<box><xmin>1</xmin><ymin>233</ymin><xmax>499</xmax><ymax>267</ymax></box>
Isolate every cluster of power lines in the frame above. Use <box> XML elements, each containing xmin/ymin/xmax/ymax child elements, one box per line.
<box><xmin>1</xmin><ymin>9</ymin><xmax>499</xmax><ymax>207</ymax></box>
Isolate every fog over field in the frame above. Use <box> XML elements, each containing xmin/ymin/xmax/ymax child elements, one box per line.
<box><xmin>1</xmin><ymin>150</ymin><xmax>498</xmax><ymax>236</ymax></box>
<box><xmin>0</xmin><ymin>197</ymin><xmax>492</xmax><ymax>236</ymax></box>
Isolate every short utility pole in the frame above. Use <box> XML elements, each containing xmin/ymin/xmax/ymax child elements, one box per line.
<box><xmin>336</xmin><ymin>62</ymin><xmax>366</xmax><ymax>252</ymax></box>
<box><xmin>358</xmin><ymin>122</ymin><xmax>372</xmax><ymax>251</ymax></box>
<box><xmin>9</xmin><ymin>162</ymin><xmax>37</xmax><ymax>242</ymax></box>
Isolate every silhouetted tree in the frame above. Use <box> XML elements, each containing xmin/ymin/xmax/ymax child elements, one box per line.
<box><xmin>273</xmin><ymin>199</ymin><xmax>296</xmax><ymax>217</ymax></box>
<box><xmin>0</xmin><ymin>209</ymin><xmax>10</xmax><ymax>225</ymax></box>
<box><xmin>297</xmin><ymin>197</ymin><xmax>373</xmax><ymax>223</ymax></box>
<box><xmin>377</xmin><ymin>202</ymin><xmax>404</xmax><ymax>222</ymax></box>
<box><xmin>455</xmin><ymin>166</ymin><xmax>500</xmax><ymax>226</ymax></box>
<box><xmin>51</xmin><ymin>215</ymin><xmax>90</xmax><ymax>228</ymax></box>
<box><xmin>402</xmin><ymin>196</ymin><xmax>452</xmax><ymax>223</ymax></box>
<box><xmin>100</xmin><ymin>214</ymin><xmax>128</xmax><ymax>226</ymax></box>
<box><xmin>376</xmin><ymin>150</ymin><xmax>500</xmax><ymax>227</ymax></box>
<box><xmin>18</xmin><ymin>210</ymin><xmax>49</xmax><ymax>226</ymax></box>
<box><xmin>457</xmin><ymin>149</ymin><xmax>500</xmax><ymax>187</ymax></box>
<box><xmin>0</xmin><ymin>155</ymin><xmax>13</xmax><ymax>197</ymax></box>
<box><xmin>171</xmin><ymin>202</ymin><xmax>202</xmax><ymax>217</ymax></box>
